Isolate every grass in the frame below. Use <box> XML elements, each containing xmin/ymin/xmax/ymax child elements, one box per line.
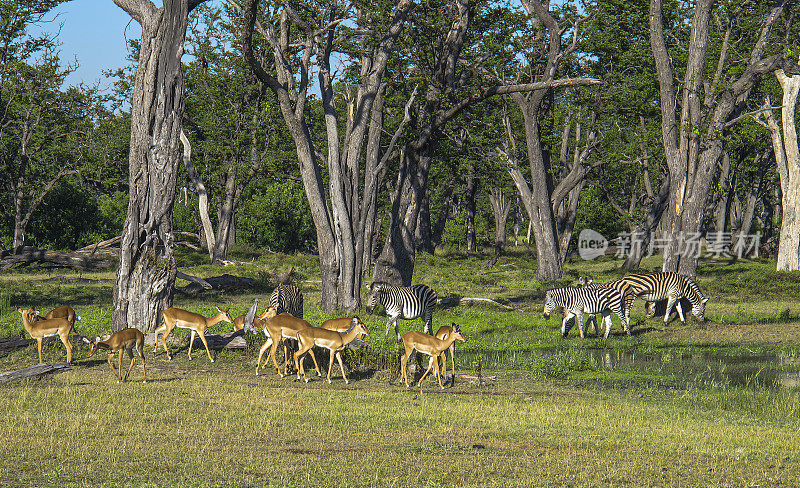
<box><xmin>2</xmin><ymin>248</ymin><xmax>800</xmax><ymax>486</ymax></box>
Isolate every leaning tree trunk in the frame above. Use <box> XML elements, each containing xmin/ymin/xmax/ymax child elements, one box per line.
<box><xmin>112</xmin><ymin>0</ymin><xmax>199</xmax><ymax>333</ymax></box>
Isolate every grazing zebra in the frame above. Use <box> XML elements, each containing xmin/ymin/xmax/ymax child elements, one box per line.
<box><xmin>269</xmin><ymin>284</ymin><xmax>303</xmax><ymax>318</ymax></box>
<box><xmin>366</xmin><ymin>282</ymin><xmax>437</xmax><ymax>341</ymax></box>
<box><xmin>578</xmin><ymin>276</ymin><xmax>637</xmax><ymax>333</ymax></box>
<box><xmin>543</xmin><ymin>286</ymin><xmax>628</xmax><ymax>339</ymax></box>
<box><xmin>618</xmin><ymin>272</ymin><xmax>708</xmax><ymax>323</ymax></box>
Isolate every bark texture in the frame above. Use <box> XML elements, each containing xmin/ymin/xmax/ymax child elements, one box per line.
<box><xmin>112</xmin><ymin>0</ymin><xmax>202</xmax><ymax>332</ymax></box>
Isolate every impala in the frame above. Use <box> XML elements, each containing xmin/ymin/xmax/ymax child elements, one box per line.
<box><xmin>433</xmin><ymin>324</ymin><xmax>458</xmax><ymax>383</ymax></box>
<box><xmin>401</xmin><ymin>323</ymin><xmax>467</xmax><ymax>389</ymax></box>
<box><xmin>17</xmin><ymin>307</ymin><xmax>75</xmax><ymax>364</ymax></box>
<box><xmin>320</xmin><ymin>317</ymin><xmax>366</xmax><ymax>350</ymax></box>
<box><xmin>294</xmin><ymin>318</ymin><xmax>369</xmax><ymax>384</ymax></box>
<box><xmin>255</xmin><ymin>312</ymin><xmax>312</xmax><ymax>376</ymax></box>
<box><xmin>154</xmin><ymin>307</ymin><xmax>233</xmax><ymax>362</ymax></box>
<box><xmin>84</xmin><ymin>328</ymin><xmax>147</xmax><ymax>383</ymax></box>
<box><xmin>31</xmin><ymin>305</ymin><xmax>81</xmax><ymax>327</ymax></box>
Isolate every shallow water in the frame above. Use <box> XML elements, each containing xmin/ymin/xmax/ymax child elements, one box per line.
<box><xmin>459</xmin><ymin>348</ymin><xmax>800</xmax><ymax>390</ymax></box>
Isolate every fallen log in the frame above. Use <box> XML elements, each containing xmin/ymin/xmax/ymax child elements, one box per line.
<box><xmin>0</xmin><ymin>246</ymin><xmax>112</xmax><ymax>271</ymax></box>
<box><xmin>0</xmin><ymin>337</ymin><xmax>35</xmax><ymax>357</ymax></box>
<box><xmin>437</xmin><ymin>296</ymin><xmax>516</xmax><ymax>310</ymax></box>
<box><xmin>175</xmin><ymin>271</ymin><xmax>213</xmax><ymax>290</ymax></box>
<box><xmin>0</xmin><ymin>362</ymin><xmax>73</xmax><ymax>384</ymax></box>
<box><xmin>175</xmin><ymin>273</ymin><xmax>260</xmax><ymax>295</ymax></box>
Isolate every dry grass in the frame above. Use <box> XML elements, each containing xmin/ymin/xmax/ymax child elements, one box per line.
<box><xmin>2</xmin><ymin>251</ymin><xmax>800</xmax><ymax>486</ymax></box>
<box><xmin>0</xmin><ymin>354</ymin><xmax>798</xmax><ymax>487</ymax></box>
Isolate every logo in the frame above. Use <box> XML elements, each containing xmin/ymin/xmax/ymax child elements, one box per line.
<box><xmin>578</xmin><ymin>229</ymin><xmax>608</xmax><ymax>260</ymax></box>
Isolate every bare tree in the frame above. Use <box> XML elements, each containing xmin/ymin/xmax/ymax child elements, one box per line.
<box><xmin>111</xmin><ymin>0</ymin><xmax>205</xmax><ymax>332</ymax></box>
<box><xmin>371</xmin><ymin>0</ymin><xmax>600</xmax><ymax>285</ymax></box>
<box><xmin>649</xmin><ymin>0</ymin><xmax>791</xmax><ymax>277</ymax></box>
<box><xmin>754</xmin><ymin>63</ymin><xmax>800</xmax><ymax>270</ymax></box>
<box><xmin>241</xmin><ymin>0</ymin><xmax>415</xmax><ymax>310</ymax></box>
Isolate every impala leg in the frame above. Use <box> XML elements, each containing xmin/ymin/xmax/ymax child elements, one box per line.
<box><xmin>187</xmin><ymin>330</ymin><xmax>196</xmax><ymax>360</ymax></box>
<box><xmin>124</xmin><ymin>347</ymin><xmax>136</xmax><ymax>382</ymax></box>
<box><xmin>293</xmin><ymin>345</ymin><xmax>308</xmax><ymax>382</ymax></box>
<box><xmin>59</xmin><ymin>332</ymin><xmax>73</xmax><ymax>363</ymax></box>
<box><xmin>116</xmin><ymin>350</ymin><xmax>124</xmax><ymax>383</ymax></box>
<box><xmin>435</xmin><ymin>354</ymin><xmax>445</xmax><ymax>389</ymax></box>
<box><xmin>255</xmin><ymin>337</ymin><xmax>273</xmax><ymax>375</ymax></box>
<box><xmin>307</xmin><ymin>348</ymin><xmax>322</xmax><ymax>377</ymax></box>
<box><xmin>326</xmin><ymin>350</ymin><xmax>335</xmax><ymax>384</ymax></box>
<box><xmin>36</xmin><ymin>338</ymin><xmax>44</xmax><ymax>364</ymax></box>
<box><xmin>449</xmin><ymin>344</ymin><xmax>456</xmax><ymax>385</ymax></box>
<box><xmin>401</xmin><ymin>348</ymin><xmax>413</xmax><ymax>387</ymax></box>
<box><xmin>270</xmin><ymin>339</ymin><xmax>284</xmax><ymax>377</ymax></box>
<box><xmin>107</xmin><ymin>352</ymin><xmax>118</xmax><ymax>381</ymax></box>
<box><xmin>418</xmin><ymin>354</ymin><xmax>437</xmax><ymax>387</ymax></box>
<box><xmin>138</xmin><ymin>342</ymin><xmax>147</xmax><ymax>383</ymax></box>
<box><xmin>335</xmin><ymin>351</ymin><xmax>349</xmax><ymax>384</ymax></box>
<box><xmin>156</xmin><ymin>325</ymin><xmax>172</xmax><ymax>360</ymax></box>
<box><xmin>196</xmin><ymin>330</ymin><xmax>214</xmax><ymax>363</ymax></box>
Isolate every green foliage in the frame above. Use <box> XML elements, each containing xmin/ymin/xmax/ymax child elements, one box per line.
<box><xmin>236</xmin><ymin>180</ymin><xmax>316</xmax><ymax>253</ymax></box>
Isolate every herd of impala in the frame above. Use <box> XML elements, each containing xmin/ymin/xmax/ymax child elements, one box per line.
<box><xmin>14</xmin><ymin>296</ymin><xmax>466</xmax><ymax>389</ymax></box>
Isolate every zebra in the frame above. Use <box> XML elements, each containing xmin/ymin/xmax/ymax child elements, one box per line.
<box><xmin>543</xmin><ymin>286</ymin><xmax>628</xmax><ymax>339</ymax></box>
<box><xmin>578</xmin><ymin>276</ymin><xmax>637</xmax><ymax>334</ymax></box>
<box><xmin>268</xmin><ymin>283</ymin><xmax>304</xmax><ymax>372</ymax></box>
<box><xmin>269</xmin><ymin>283</ymin><xmax>303</xmax><ymax>318</ymax></box>
<box><xmin>618</xmin><ymin>272</ymin><xmax>708</xmax><ymax>323</ymax></box>
<box><xmin>366</xmin><ymin>282</ymin><xmax>437</xmax><ymax>341</ymax></box>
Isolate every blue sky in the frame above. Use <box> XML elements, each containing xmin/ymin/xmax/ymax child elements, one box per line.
<box><xmin>42</xmin><ymin>1</ymin><xmax>138</xmax><ymax>89</ymax></box>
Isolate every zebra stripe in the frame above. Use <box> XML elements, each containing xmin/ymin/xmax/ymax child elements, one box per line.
<box><xmin>366</xmin><ymin>282</ymin><xmax>437</xmax><ymax>340</ymax></box>
<box><xmin>618</xmin><ymin>272</ymin><xmax>707</xmax><ymax>323</ymax></box>
<box><xmin>544</xmin><ymin>286</ymin><xmax>628</xmax><ymax>339</ymax></box>
<box><xmin>578</xmin><ymin>277</ymin><xmax>637</xmax><ymax>323</ymax></box>
<box><xmin>269</xmin><ymin>284</ymin><xmax>303</xmax><ymax>319</ymax></box>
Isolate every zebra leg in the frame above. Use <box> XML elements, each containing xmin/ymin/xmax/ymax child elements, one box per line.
<box><xmin>663</xmin><ymin>296</ymin><xmax>677</xmax><ymax>323</ymax></box>
<box><xmin>424</xmin><ymin>309</ymin><xmax>433</xmax><ymax>335</ymax></box>
<box><xmin>602</xmin><ymin>311</ymin><xmax>612</xmax><ymax>339</ymax></box>
<box><xmin>576</xmin><ymin>311</ymin><xmax>585</xmax><ymax>339</ymax></box>
<box><xmin>561</xmin><ymin>312</ymin><xmax>575</xmax><ymax>337</ymax></box>
<box><xmin>675</xmin><ymin>299</ymin><xmax>686</xmax><ymax>323</ymax></box>
<box><xmin>385</xmin><ymin>316</ymin><xmax>400</xmax><ymax>341</ymax></box>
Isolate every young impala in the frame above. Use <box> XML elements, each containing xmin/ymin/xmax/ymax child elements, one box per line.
<box><xmin>154</xmin><ymin>307</ymin><xmax>233</xmax><ymax>362</ymax></box>
<box><xmin>84</xmin><ymin>328</ymin><xmax>147</xmax><ymax>383</ymax></box>
<box><xmin>401</xmin><ymin>323</ymin><xmax>467</xmax><ymax>389</ymax></box>
<box><xmin>17</xmin><ymin>307</ymin><xmax>75</xmax><ymax>364</ymax></box>
<box><xmin>293</xmin><ymin>318</ymin><xmax>369</xmax><ymax>384</ymax></box>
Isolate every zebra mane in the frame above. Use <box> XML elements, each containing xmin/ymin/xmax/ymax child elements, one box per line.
<box><xmin>369</xmin><ymin>281</ymin><xmax>390</xmax><ymax>291</ymax></box>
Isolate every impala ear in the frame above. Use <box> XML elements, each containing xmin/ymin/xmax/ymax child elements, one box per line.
<box><xmin>82</xmin><ymin>337</ymin><xmax>90</xmax><ymax>344</ymax></box>
<box><xmin>351</xmin><ymin>317</ymin><xmax>359</xmax><ymax>326</ymax></box>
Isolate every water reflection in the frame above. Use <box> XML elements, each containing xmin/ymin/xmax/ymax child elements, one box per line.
<box><xmin>459</xmin><ymin>348</ymin><xmax>800</xmax><ymax>390</ymax></box>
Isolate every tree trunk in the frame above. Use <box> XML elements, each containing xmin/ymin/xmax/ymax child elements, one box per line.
<box><xmin>465</xmin><ymin>161</ymin><xmax>477</xmax><ymax>254</ymax></box>
<box><xmin>180</xmin><ymin>130</ymin><xmax>215</xmax><ymax>258</ymax></box>
<box><xmin>112</xmin><ymin>0</ymin><xmax>200</xmax><ymax>333</ymax></box>
<box><xmin>650</xmin><ymin>0</ymin><xmax>787</xmax><ymax>277</ymax></box>
<box><xmin>769</xmin><ymin>68</ymin><xmax>800</xmax><ymax>270</ymax></box>
<box><xmin>489</xmin><ymin>188</ymin><xmax>512</xmax><ymax>257</ymax></box>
